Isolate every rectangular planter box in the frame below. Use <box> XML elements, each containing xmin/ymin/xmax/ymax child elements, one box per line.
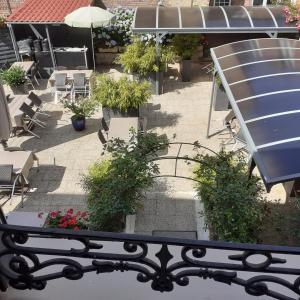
<box><xmin>95</xmin><ymin>52</ymin><xmax>118</xmax><ymax>65</ymax></box>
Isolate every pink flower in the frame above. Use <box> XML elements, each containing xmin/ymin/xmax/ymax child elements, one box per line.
<box><xmin>50</xmin><ymin>211</ymin><xmax>58</xmax><ymax>218</ymax></box>
<box><xmin>66</xmin><ymin>208</ymin><xmax>74</xmax><ymax>215</ymax></box>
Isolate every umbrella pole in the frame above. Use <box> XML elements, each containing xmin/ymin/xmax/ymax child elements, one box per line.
<box><xmin>91</xmin><ymin>26</ymin><xmax>96</xmax><ymax>70</ymax></box>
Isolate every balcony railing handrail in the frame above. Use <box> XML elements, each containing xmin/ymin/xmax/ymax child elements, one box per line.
<box><xmin>1</xmin><ymin>223</ymin><xmax>300</xmax><ymax>254</ymax></box>
<box><xmin>1</xmin><ymin>223</ymin><xmax>300</xmax><ymax>299</ymax></box>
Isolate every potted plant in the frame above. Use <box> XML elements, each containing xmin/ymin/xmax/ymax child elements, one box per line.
<box><xmin>92</xmin><ymin>74</ymin><xmax>151</xmax><ymax>124</ymax></box>
<box><xmin>62</xmin><ymin>96</ymin><xmax>97</xmax><ymax>131</ymax></box>
<box><xmin>172</xmin><ymin>34</ymin><xmax>200</xmax><ymax>82</ymax></box>
<box><xmin>0</xmin><ymin>66</ymin><xmax>27</xmax><ymax>94</ymax></box>
<box><xmin>115</xmin><ymin>39</ymin><xmax>176</xmax><ymax>94</ymax></box>
<box><xmin>45</xmin><ymin>209</ymin><xmax>89</xmax><ymax>230</ymax></box>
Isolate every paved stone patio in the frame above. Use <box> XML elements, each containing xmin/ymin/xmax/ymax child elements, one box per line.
<box><xmin>1</xmin><ymin>62</ymin><xmax>286</xmax><ymax>238</ymax></box>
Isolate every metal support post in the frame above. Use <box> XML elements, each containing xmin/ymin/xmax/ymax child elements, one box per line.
<box><xmin>45</xmin><ymin>25</ymin><xmax>56</xmax><ymax>69</ymax></box>
<box><xmin>7</xmin><ymin>24</ymin><xmax>20</xmax><ymax>61</ymax></box>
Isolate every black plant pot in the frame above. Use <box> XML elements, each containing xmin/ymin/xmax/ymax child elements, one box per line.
<box><xmin>180</xmin><ymin>60</ymin><xmax>192</xmax><ymax>82</ymax></box>
<box><xmin>133</xmin><ymin>72</ymin><xmax>163</xmax><ymax>95</ymax></box>
<box><xmin>71</xmin><ymin>115</ymin><xmax>86</xmax><ymax>131</ymax></box>
<box><xmin>10</xmin><ymin>83</ymin><xmax>27</xmax><ymax>95</ymax></box>
<box><xmin>102</xmin><ymin>107</ymin><xmax>139</xmax><ymax>126</ymax></box>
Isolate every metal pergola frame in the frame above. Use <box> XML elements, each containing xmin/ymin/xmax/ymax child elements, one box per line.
<box><xmin>131</xmin><ymin>6</ymin><xmax>298</xmax><ymax>94</ymax></box>
<box><xmin>6</xmin><ymin>22</ymin><xmax>59</xmax><ymax>68</ymax></box>
<box><xmin>208</xmin><ymin>38</ymin><xmax>300</xmax><ymax>191</ymax></box>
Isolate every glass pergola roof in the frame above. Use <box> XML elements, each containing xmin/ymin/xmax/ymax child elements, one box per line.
<box><xmin>132</xmin><ymin>6</ymin><xmax>298</xmax><ymax>33</ymax></box>
<box><xmin>211</xmin><ymin>38</ymin><xmax>300</xmax><ymax>190</ymax></box>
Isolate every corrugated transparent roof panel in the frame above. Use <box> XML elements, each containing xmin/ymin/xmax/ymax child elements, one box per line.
<box><xmin>223</xmin><ymin>6</ymin><xmax>251</xmax><ymax>28</ymax></box>
<box><xmin>247</xmin><ymin>113</ymin><xmax>300</xmax><ymax>146</ymax></box>
<box><xmin>211</xmin><ymin>38</ymin><xmax>300</xmax><ymax>187</ymax></box>
<box><xmin>218</xmin><ymin>48</ymin><xmax>300</xmax><ymax>69</ymax></box>
<box><xmin>212</xmin><ymin>39</ymin><xmax>290</xmax><ymax>58</ymax></box>
<box><xmin>224</xmin><ymin>60</ymin><xmax>300</xmax><ymax>84</ymax></box>
<box><xmin>244</xmin><ymin>7</ymin><xmax>275</xmax><ymax>27</ymax></box>
<box><xmin>268</xmin><ymin>6</ymin><xmax>292</xmax><ymax>27</ymax></box>
<box><xmin>202</xmin><ymin>6</ymin><xmax>227</xmax><ymax>28</ymax></box>
<box><xmin>158</xmin><ymin>6</ymin><xmax>179</xmax><ymax>28</ymax></box>
<box><xmin>180</xmin><ymin>7</ymin><xmax>204</xmax><ymax>28</ymax></box>
<box><xmin>134</xmin><ymin>7</ymin><xmax>156</xmax><ymax>29</ymax></box>
<box><xmin>230</xmin><ymin>73</ymin><xmax>300</xmax><ymax>100</ymax></box>
<box><xmin>255</xmin><ymin>141</ymin><xmax>300</xmax><ymax>181</ymax></box>
<box><xmin>237</xmin><ymin>92</ymin><xmax>300</xmax><ymax>121</ymax></box>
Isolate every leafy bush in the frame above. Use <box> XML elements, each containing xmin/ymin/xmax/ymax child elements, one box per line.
<box><xmin>0</xmin><ymin>66</ymin><xmax>26</xmax><ymax>86</ymax></box>
<box><xmin>115</xmin><ymin>39</ymin><xmax>176</xmax><ymax>75</ymax></box>
<box><xmin>172</xmin><ymin>34</ymin><xmax>200</xmax><ymax>60</ymax></box>
<box><xmin>82</xmin><ymin>132</ymin><xmax>169</xmax><ymax>231</ymax></box>
<box><xmin>94</xmin><ymin>7</ymin><xmax>134</xmax><ymax>48</ymax></box>
<box><xmin>193</xmin><ymin>150</ymin><xmax>268</xmax><ymax>243</ymax></box>
<box><xmin>92</xmin><ymin>74</ymin><xmax>151</xmax><ymax>111</ymax></box>
<box><xmin>62</xmin><ymin>96</ymin><xmax>97</xmax><ymax>120</ymax></box>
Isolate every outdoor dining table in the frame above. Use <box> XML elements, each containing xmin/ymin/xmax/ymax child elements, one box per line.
<box><xmin>0</xmin><ymin>150</ymin><xmax>35</xmax><ymax>183</ymax></box>
<box><xmin>48</xmin><ymin>69</ymin><xmax>93</xmax><ymax>87</ymax></box>
<box><xmin>108</xmin><ymin>117</ymin><xmax>139</xmax><ymax>143</ymax></box>
<box><xmin>10</xmin><ymin>61</ymin><xmax>34</xmax><ymax>74</ymax></box>
<box><xmin>8</xmin><ymin>95</ymin><xmax>32</xmax><ymax>128</ymax></box>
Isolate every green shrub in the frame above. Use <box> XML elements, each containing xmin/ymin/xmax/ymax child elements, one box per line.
<box><xmin>193</xmin><ymin>150</ymin><xmax>268</xmax><ymax>243</ymax></box>
<box><xmin>62</xmin><ymin>96</ymin><xmax>97</xmax><ymax>120</ymax></box>
<box><xmin>92</xmin><ymin>74</ymin><xmax>151</xmax><ymax>111</ymax></box>
<box><xmin>82</xmin><ymin>131</ymin><xmax>168</xmax><ymax>231</ymax></box>
<box><xmin>115</xmin><ymin>39</ymin><xmax>176</xmax><ymax>76</ymax></box>
<box><xmin>172</xmin><ymin>34</ymin><xmax>200</xmax><ymax>60</ymax></box>
<box><xmin>0</xmin><ymin>66</ymin><xmax>26</xmax><ymax>86</ymax></box>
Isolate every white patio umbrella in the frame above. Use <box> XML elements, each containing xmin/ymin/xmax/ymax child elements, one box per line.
<box><xmin>64</xmin><ymin>6</ymin><xmax>115</xmax><ymax>70</ymax></box>
<box><xmin>0</xmin><ymin>83</ymin><xmax>12</xmax><ymax>147</ymax></box>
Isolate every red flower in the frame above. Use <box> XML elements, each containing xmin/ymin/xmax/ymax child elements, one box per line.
<box><xmin>50</xmin><ymin>211</ymin><xmax>58</xmax><ymax>218</ymax></box>
<box><xmin>66</xmin><ymin>208</ymin><xmax>74</xmax><ymax>215</ymax></box>
<box><xmin>61</xmin><ymin>222</ymin><xmax>68</xmax><ymax>228</ymax></box>
<box><xmin>73</xmin><ymin>226</ymin><xmax>80</xmax><ymax>231</ymax></box>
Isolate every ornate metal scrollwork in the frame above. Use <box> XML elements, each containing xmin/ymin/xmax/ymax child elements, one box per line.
<box><xmin>1</xmin><ymin>224</ymin><xmax>300</xmax><ymax>300</ymax></box>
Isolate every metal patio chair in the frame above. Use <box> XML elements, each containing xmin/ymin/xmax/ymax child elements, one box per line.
<box><xmin>0</xmin><ymin>164</ymin><xmax>21</xmax><ymax>204</ymax></box>
<box><xmin>28</xmin><ymin>92</ymin><xmax>50</xmax><ymax>117</ymax></box>
<box><xmin>27</xmin><ymin>63</ymin><xmax>40</xmax><ymax>86</ymax></box>
<box><xmin>222</xmin><ymin>112</ymin><xmax>248</xmax><ymax>153</ymax></box>
<box><xmin>98</xmin><ymin>129</ymin><xmax>107</xmax><ymax>155</ymax></box>
<box><xmin>20</xmin><ymin>102</ymin><xmax>45</xmax><ymax>138</ymax></box>
<box><xmin>53</xmin><ymin>73</ymin><xmax>70</xmax><ymax>103</ymax></box>
<box><xmin>71</xmin><ymin>73</ymin><xmax>89</xmax><ymax>101</ymax></box>
<box><xmin>101</xmin><ymin>118</ymin><xmax>109</xmax><ymax>133</ymax></box>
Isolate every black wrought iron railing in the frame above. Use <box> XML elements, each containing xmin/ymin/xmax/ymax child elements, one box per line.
<box><xmin>0</xmin><ymin>223</ymin><xmax>300</xmax><ymax>300</ymax></box>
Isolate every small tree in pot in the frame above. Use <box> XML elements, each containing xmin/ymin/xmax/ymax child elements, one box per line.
<box><xmin>115</xmin><ymin>39</ymin><xmax>176</xmax><ymax>94</ymax></box>
<box><xmin>92</xmin><ymin>74</ymin><xmax>151</xmax><ymax>124</ymax></box>
<box><xmin>172</xmin><ymin>34</ymin><xmax>200</xmax><ymax>82</ymax></box>
<box><xmin>63</xmin><ymin>96</ymin><xmax>97</xmax><ymax>131</ymax></box>
<box><xmin>0</xmin><ymin>66</ymin><xmax>27</xmax><ymax>94</ymax></box>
